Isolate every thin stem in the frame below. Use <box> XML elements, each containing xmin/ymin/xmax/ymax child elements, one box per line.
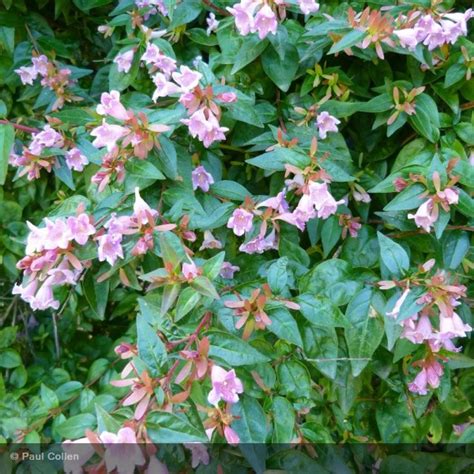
<box><xmin>52</xmin><ymin>312</ymin><xmax>61</xmax><ymax>361</ymax></box>
<box><xmin>201</xmin><ymin>0</ymin><xmax>230</xmax><ymax>16</ymax></box>
<box><xmin>0</xmin><ymin>119</ymin><xmax>39</xmax><ymax>134</ymax></box>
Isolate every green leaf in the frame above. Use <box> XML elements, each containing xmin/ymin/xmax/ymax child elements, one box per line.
<box><xmin>210</xmin><ymin>181</ymin><xmax>250</xmax><ymax>201</ymax></box>
<box><xmin>296</xmin><ymin>294</ymin><xmax>346</xmax><ymax>328</ymax></box>
<box><xmin>175</xmin><ymin>287</ymin><xmax>201</xmax><ymax>322</ymax></box>
<box><xmin>267</xmin><ymin>257</ymin><xmax>288</xmax><ymax>294</ymax></box>
<box><xmin>271</xmin><ymin>396</ymin><xmax>295</xmax><ymax>443</ymax></box>
<box><xmin>0</xmin><ymin>349</ymin><xmax>21</xmax><ymax>368</ymax></box>
<box><xmin>247</xmin><ymin>147</ymin><xmax>310</xmax><ymax>171</ymax></box>
<box><xmin>444</xmin><ymin>63</ymin><xmax>466</xmax><ymax>88</ymax></box>
<box><xmin>125</xmin><ymin>159</ymin><xmax>166</xmax><ymax>180</ymax></box>
<box><xmin>0</xmin><ymin>123</ymin><xmax>14</xmax><ymax>185</ymax></box>
<box><xmin>299</xmin><ymin>259</ymin><xmax>362</xmax><ymax>306</ymax></box>
<box><xmin>56</xmin><ymin>381</ymin><xmax>83</xmax><ymax>402</ymax></box>
<box><xmin>202</xmin><ymin>251</ymin><xmax>225</xmax><ymax>280</ymax></box>
<box><xmin>231</xmin><ymin>396</ymin><xmax>268</xmax><ymax>472</ymax></box>
<box><xmin>190</xmin><ymin>276</ymin><xmax>219</xmax><ymax>299</ymax></box>
<box><xmin>345</xmin><ymin>288</ymin><xmax>384</xmax><ymax>376</ymax></box>
<box><xmin>41</xmin><ymin>384</ymin><xmax>59</xmax><ymax>409</ymax></box>
<box><xmin>137</xmin><ymin>314</ymin><xmax>167</xmax><ymax>376</ymax></box>
<box><xmin>147</xmin><ymin>411</ymin><xmax>207</xmax><ymax>443</ymax></box>
<box><xmin>231</xmin><ymin>395</ymin><xmax>267</xmax><ymax>442</ymax></box>
<box><xmin>261</xmin><ymin>42</ymin><xmax>299</xmax><ymax>92</ymax></box>
<box><xmin>159</xmin><ymin>232</ymin><xmax>186</xmax><ymax>268</ymax></box>
<box><xmin>377</xmin><ymin>232</ymin><xmax>409</xmax><ymax>277</ymax></box>
<box><xmin>321</xmin><ymin>215</ymin><xmax>341</xmax><ymax>257</ymax></box>
<box><xmin>328</xmin><ymin>29</ymin><xmax>366</xmax><ymax>54</ymax></box>
<box><xmin>206</xmin><ymin>330</ymin><xmax>270</xmax><ymax>366</ymax></box>
<box><xmin>82</xmin><ymin>272</ymin><xmax>109</xmax><ymax>320</ymax></box>
<box><xmin>267</xmin><ymin>307</ymin><xmax>303</xmax><ymax>347</ymax></box>
<box><xmin>231</xmin><ymin>36</ymin><xmax>268</xmax><ymax>74</ymax></box>
<box><xmin>277</xmin><ymin>360</ymin><xmax>311</xmax><ymax>399</ymax></box>
<box><xmin>56</xmin><ymin>414</ymin><xmax>96</xmax><ymax>439</ymax></box>
<box><xmin>384</xmin><ymin>183</ymin><xmax>426</xmax><ymax>211</ymax></box>
<box><xmin>301</xmin><ymin>322</ymin><xmax>338</xmax><ymax>380</ymax></box>
<box><xmin>95</xmin><ymin>404</ymin><xmax>121</xmax><ymax>433</ymax></box>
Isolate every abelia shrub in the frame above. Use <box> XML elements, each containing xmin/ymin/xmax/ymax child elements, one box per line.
<box><xmin>0</xmin><ymin>0</ymin><xmax>473</xmax><ymax>471</ymax></box>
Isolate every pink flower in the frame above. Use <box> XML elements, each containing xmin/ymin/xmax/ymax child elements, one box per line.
<box><xmin>220</xmin><ymin>262</ymin><xmax>240</xmax><ymax>279</ymax></box>
<box><xmin>227</xmin><ymin>208</ymin><xmax>254</xmax><ymax>236</ymax></box>
<box><xmin>299</xmin><ymin>0</ymin><xmax>319</xmax><ymax>15</ymax></box>
<box><xmin>97</xmin><ymin>233</ymin><xmax>124</xmax><ymax>266</ymax></box>
<box><xmin>308</xmin><ymin>181</ymin><xmax>344</xmax><ymax>219</ymax></box>
<box><xmin>67</xmin><ymin>214</ymin><xmax>96</xmax><ymax>245</ymax></box>
<box><xmin>62</xmin><ymin>438</ymin><xmax>95</xmax><ymax>474</ymax></box>
<box><xmin>409</xmin><ymin>359</ymin><xmax>444</xmax><ymax>395</ymax></box>
<box><xmin>402</xmin><ymin>314</ymin><xmax>433</xmax><ymax>344</ymax></box>
<box><xmin>114</xmin><ymin>50</ymin><xmax>134</xmax><ymax>73</ymax></box>
<box><xmin>105</xmin><ymin>214</ymin><xmax>134</xmax><ymax>234</ymax></box>
<box><xmin>253</xmin><ymin>5</ymin><xmax>278</xmax><ymax>40</ymax></box>
<box><xmin>181</xmin><ymin>109</ymin><xmax>228</xmax><ymax>148</ymax></box>
<box><xmin>31</xmin><ymin>282</ymin><xmax>60</xmax><ymax>311</ymax></box>
<box><xmin>172</xmin><ymin>66</ymin><xmax>202</xmax><ymax>92</ymax></box>
<box><xmin>216</xmin><ymin>92</ymin><xmax>238</xmax><ymax>103</ymax></box>
<box><xmin>133</xmin><ymin>187</ymin><xmax>158</xmax><ymax>225</ymax></box>
<box><xmin>184</xmin><ymin>444</ymin><xmax>210</xmax><ymax>468</ymax></box>
<box><xmin>25</xmin><ymin>221</ymin><xmax>49</xmax><ymax>254</ymax></box>
<box><xmin>256</xmin><ymin>191</ymin><xmax>289</xmax><ymax>213</ymax></box>
<box><xmin>239</xmin><ymin>228</ymin><xmax>278</xmax><ymax>254</ymax></box>
<box><xmin>153</xmin><ymin>55</ymin><xmax>177</xmax><ymax>78</ymax></box>
<box><xmin>47</xmin><ymin>262</ymin><xmax>78</xmax><ymax>285</ymax></box>
<box><xmin>227</xmin><ymin>0</ymin><xmax>258</xmax><ymax>36</ymax></box>
<box><xmin>386</xmin><ymin>288</ymin><xmax>410</xmax><ymax>319</ymax></box>
<box><xmin>316</xmin><ymin>111</ymin><xmax>341</xmax><ymax>139</ymax></box>
<box><xmin>152</xmin><ymin>73</ymin><xmax>182</xmax><ymax>100</ymax></box>
<box><xmin>141</xmin><ymin>43</ymin><xmax>162</xmax><ymax>64</ymax></box>
<box><xmin>206</xmin><ymin>13</ymin><xmax>219</xmax><ymax>35</ymax></box>
<box><xmin>408</xmin><ymin>367</ymin><xmax>428</xmax><ymax>395</ymax></box>
<box><xmin>91</xmin><ymin>120</ymin><xmax>129</xmax><ymax>152</ymax></box>
<box><xmin>200</xmin><ymin>230</ymin><xmax>222</xmax><ymax>250</ymax></box>
<box><xmin>438</xmin><ymin>187</ymin><xmax>459</xmax><ymax>205</ymax></box>
<box><xmin>207</xmin><ymin>365</ymin><xmax>244</xmax><ymax>405</ymax></box>
<box><xmin>439</xmin><ymin>312</ymin><xmax>472</xmax><ymax>338</ymax></box>
<box><xmin>99</xmin><ymin>427</ymin><xmax>145</xmax><ymax>474</ymax></box>
<box><xmin>30</xmin><ymin>125</ymin><xmax>64</xmax><ymax>155</ymax></box>
<box><xmin>192</xmin><ymin>165</ymin><xmax>214</xmax><ymax>192</ymax></box>
<box><xmin>223</xmin><ymin>426</ymin><xmax>240</xmax><ymax>445</ymax></box>
<box><xmin>394</xmin><ymin>28</ymin><xmax>419</xmax><ymax>50</ymax></box>
<box><xmin>32</xmin><ymin>55</ymin><xmax>49</xmax><ymax>76</ymax></box>
<box><xmin>146</xmin><ymin>456</ymin><xmax>169</xmax><ymax>474</ymax></box>
<box><xmin>277</xmin><ymin>209</ymin><xmax>312</xmax><ymax>231</ymax></box>
<box><xmin>408</xmin><ymin>198</ymin><xmax>438</xmax><ymax>233</ymax></box>
<box><xmin>182</xmin><ymin>261</ymin><xmax>199</xmax><ymax>280</ymax></box>
<box><xmin>44</xmin><ymin>218</ymin><xmax>72</xmax><ymax>250</ymax></box>
<box><xmin>12</xmin><ymin>279</ymin><xmax>38</xmax><ymax>304</ymax></box>
<box><xmin>96</xmin><ymin>90</ymin><xmax>130</xmax><ymax>121</ymax></box>
<box><xmin>15</xmin><ymin>66</ymin><xmax>38</xmax><ymax>85</ymax></box>
<box><xmin>65</xmin><ymin>148</ymin><xmax>89</xmax><ymax>172</ymax></box>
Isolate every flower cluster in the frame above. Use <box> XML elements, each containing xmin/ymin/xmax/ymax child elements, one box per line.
<box><xmin>396</xmin><ymin>171</ymin><xmax>460</xmax><ymax>233</ymax></box>
<box><xmin>15</xmin><ymin>54</ymin><xmax>79</xmax><ymax>110</ymax></box>
<box><xmin>227</xmin><ymin>0</ymin><xmax>319</xmax><ymax>39</ymax></box>
<box><xmin>138</xmin><ymin>41</ymin><xmax>236</xmax><ymax>147</ymax></box>
<box><xmin>63</xmin><ymin>426</ymin><xmax>171</xmax><ymax>474</ymax></box>
<box><xmin>135</xmin><ymin>0</ymin><xmax>168</xmax><ymax>17</ymax></box>
<box><xmin>98</xmin><ymin>188</ymin><xmax>175</xmax><ymax>265</ymax></box>
<box><xmin>394</xmin><ymin>10</ymin><xmax>473</xmax><ymax>51</ymax></box>
<box><xmin>9</xmin><ymin>124</ymin><xmax>88</xmax><ymax>180</ymax></box>
<box><xmin>13</xmin><ymin>210</ymin><xmax>96</xmax><ymax>311</ymax></box>
<box><xmin>380</xmin><ymin>262</ymin><xmax>472</xmax><ymax>395</ymax></box>
<box><xmin>90</xmin><ymin>90</ymin><xmax>170</xmax><ymax>190</ymax></box>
